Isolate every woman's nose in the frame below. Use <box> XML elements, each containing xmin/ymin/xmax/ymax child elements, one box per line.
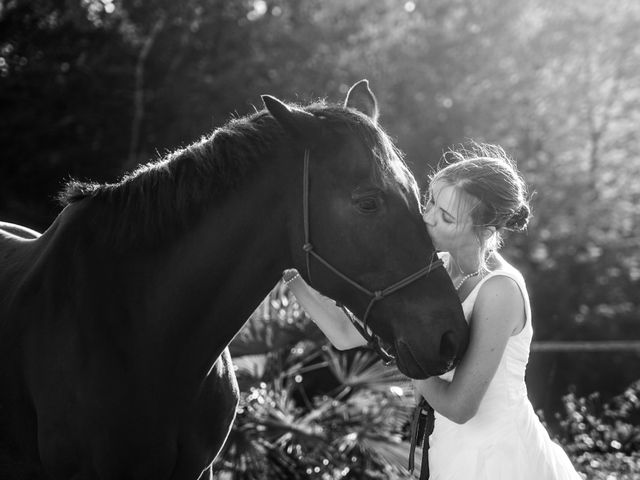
<box><xmin>423</xmin><ymin>207</ymin><xmax>434</xmax><ymax>225</ymax></box>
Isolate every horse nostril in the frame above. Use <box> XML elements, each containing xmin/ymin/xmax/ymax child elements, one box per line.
<box><xmin>439</xmin><ymin>330</ymin><xmax>458</xmax><ymax>363</ymax></box>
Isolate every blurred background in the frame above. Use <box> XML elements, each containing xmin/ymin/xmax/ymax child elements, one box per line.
<box><xmin>1</xmin><ymin>0</ymin><xmax>639</xmax><ymax>478</ymax></box>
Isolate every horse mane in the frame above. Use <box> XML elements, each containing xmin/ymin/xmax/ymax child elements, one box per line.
<box><xmin>58</xmin><ymin>102</ymin><xmax>417</xmax><ymax>250</ymax></box>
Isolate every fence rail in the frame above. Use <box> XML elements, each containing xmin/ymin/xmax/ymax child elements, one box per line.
<box><xmin>531</xmin><ymin>341</ymin><xmax>640</xmax><ymax>352</ymax></box>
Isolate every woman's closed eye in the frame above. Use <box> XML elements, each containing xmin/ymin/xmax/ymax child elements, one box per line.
<box><xmin>427</xmin><ymin>194</ymin><xmax>454</xmax><ymax>224</ymax></box>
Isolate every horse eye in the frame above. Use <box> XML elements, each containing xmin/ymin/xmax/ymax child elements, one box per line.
<box><xmin>356</xmin><ymin>196</ymin><xmax>380</xmax><ymax>213</ymax></box>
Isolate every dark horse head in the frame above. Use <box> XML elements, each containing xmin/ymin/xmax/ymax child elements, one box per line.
<box><xmin>263</xmin><ymin>81</ymin><xmax>468</xmax><ymax>378</ymax></box>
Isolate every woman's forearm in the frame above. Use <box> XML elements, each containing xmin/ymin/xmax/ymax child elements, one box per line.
<box><xmin>413</xmin><ymin>377</ymin><xmax>475</xmax><ymax>424</ymax></box>
<box><xmin>285</xmin><ymin>272</ymin><xmax>367</xmax><ymax>350</ymax></box>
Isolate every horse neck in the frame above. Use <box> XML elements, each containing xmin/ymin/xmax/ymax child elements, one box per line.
<box><xmin>142</xmin><ymin>169</ymin><xmax>293</xmax><ymax>381</ymax></box>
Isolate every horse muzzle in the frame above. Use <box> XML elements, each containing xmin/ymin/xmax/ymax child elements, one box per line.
<box><xmin>395</xmin><ymin>334</ymin><xmax>460</xmax><ymax>379</ymax></box>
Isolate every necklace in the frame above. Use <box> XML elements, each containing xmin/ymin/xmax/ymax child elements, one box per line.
<box><xmin>454</xmin><ymin>269</ymin><xmax>482</xmax><ymax>290</ymax></box>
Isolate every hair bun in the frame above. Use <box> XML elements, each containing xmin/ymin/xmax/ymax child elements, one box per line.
<box><xmin>505</xmin><ymin>204</ymin><xmax>530</xmax><ymax>231</ymax></box>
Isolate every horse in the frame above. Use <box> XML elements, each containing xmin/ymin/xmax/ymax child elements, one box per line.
<box><xmin>0</xmin><ymin>80</ymin><xmax>468</xmax><ymax>480</ymax></box>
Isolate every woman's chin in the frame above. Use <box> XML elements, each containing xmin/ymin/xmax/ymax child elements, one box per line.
<box><xmin>430</xmin><ymin>239</ymin><xmax>444</xmax><ymax>251</ymax></box>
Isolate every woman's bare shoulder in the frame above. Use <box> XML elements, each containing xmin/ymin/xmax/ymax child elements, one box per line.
<box><xmin>473</xmin><ymin>272</ymin><xmax>525</xmax><ymax>334</ymax></box>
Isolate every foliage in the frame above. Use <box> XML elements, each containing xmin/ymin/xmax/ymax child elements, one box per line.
<box><xmin>573</xmin><ymin>454</ymin><xmax>640</xmax><ymax>480</ymax></box>
<box><xmin>555</xmin><ymin>380</ymin><xmax>640</xmax><ymax>477</ymax></box>
<box><xmin>214</xmin><ymin>286</ymin><xmax>422</xmax><ymax>479</ymax></box>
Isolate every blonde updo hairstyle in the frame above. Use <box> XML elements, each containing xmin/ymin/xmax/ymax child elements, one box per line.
<box><xmin>429</xmin><ymin>143</ymin><xmax>530</xmax><ymax>267</ymax></box>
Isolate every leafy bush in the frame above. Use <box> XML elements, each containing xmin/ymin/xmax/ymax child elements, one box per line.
<box><xmin>212</xmin><ymin>285</ymin><xmax>420</xmax><ymax>479</ymax></box>
<box><xmin>557</xmin><ymin>381</ymin><xmax>640</xmax><ymax>478</ymax></box>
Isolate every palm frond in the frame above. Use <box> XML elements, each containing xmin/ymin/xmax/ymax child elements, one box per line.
<box><xmin>324</xmin><ymin>348</ymin><xmax>411</xmax><ymax>393</ymax></box>
<box><xmin>214</xmin><ymin>283</ymin><xmax>422</xmax><ymax>479</ymax></box>
<box><xmin>359</xmin><ymin>438</ymin><xmax>423</xmax><ymax>479</ymax></box>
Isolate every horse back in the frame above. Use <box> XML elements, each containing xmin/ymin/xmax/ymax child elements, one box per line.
<box><xmin>0</xmin><ymin>222</ymin><xmax>43</xmax><ymax>336</ymax></box>
<box><xmin>0</xmin><ymin>219</ymin><xmax>62</xmax><ymax>479</ymax></box>
<box><xmin>0</xmin><ymin>220</ymin><xmax>51</xmax><ymax>318</ymax></box>
<box><xmin>0</xmin><ymin>222</ymin><xmax>42</xmax><ymax>240</ymax></box>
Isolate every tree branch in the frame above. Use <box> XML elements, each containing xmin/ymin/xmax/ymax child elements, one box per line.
<box><xmin>128</xmin><ymin>14</ymin><xmax>166</xmax><ymax>167</ymax></box>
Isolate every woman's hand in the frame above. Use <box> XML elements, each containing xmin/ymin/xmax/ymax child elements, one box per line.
<box><xmin>282</xmin><ymin>269</ymin><xmax>367</xmax><ymax>350</ymax></box>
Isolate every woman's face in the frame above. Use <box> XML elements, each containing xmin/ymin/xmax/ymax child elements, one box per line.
<box><xmin>422</xmin><ymin>180</ymin><xmax>478</xmax><ymax>254</ymax></box>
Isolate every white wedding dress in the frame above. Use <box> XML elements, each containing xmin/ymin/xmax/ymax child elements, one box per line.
<box><xmin>428</xmin><ymin>258</ymin><xmax>583</xmax><ymax>479</ymax></box>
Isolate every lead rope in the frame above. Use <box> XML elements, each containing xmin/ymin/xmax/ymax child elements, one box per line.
<box><xmin>408</xmin><ymin>397</ymin><xmax>435</xmax><ymax>479</ymax></box>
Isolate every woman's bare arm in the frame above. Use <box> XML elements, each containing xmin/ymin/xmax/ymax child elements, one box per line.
<box><xmin>284</xmin><ymin>269</ymin><xmax>367</xmax><ymax>350</ymax></box>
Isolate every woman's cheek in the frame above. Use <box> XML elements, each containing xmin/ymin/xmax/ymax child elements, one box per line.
<box><xmin>438</xmin><ymin>229</ymin><xmax>456</xmax><ymax>250</ymax></box>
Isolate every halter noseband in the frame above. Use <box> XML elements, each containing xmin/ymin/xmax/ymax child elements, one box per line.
<box><xmin>300</xmin><ymin>149</ymin><xmax>443</xmax><ymax>365</ymax></box>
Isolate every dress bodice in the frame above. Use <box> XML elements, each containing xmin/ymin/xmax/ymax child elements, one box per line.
<box><xmin>437</xmin><ymin>254</ymin><xmax>534</xmax><ymax>439</ymax></box>
<box><xmin>427</xmin><ymin>254</ymin><xmax>582</xmax><ymax>479</ymax></box>
<box><xmin>445</xmin><ymin>263</ymin><xmax>533</xmax><ymax>377</ymax></box>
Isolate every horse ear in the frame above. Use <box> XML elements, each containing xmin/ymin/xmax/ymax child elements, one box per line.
<box><xmin>262</xmin><ymin>95</ymin><xmax>320</xmax><ymax>142</ymax></box>
<box><xmin>344</xmin><ymin>79</ymin><xmax>379</xmax><ymax>123</ymax></box>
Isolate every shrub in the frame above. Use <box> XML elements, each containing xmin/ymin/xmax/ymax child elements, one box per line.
<box><xmin>557</xmin><ymin>380</ymin><xmax>640</xmax><ymax>478</ymax></box>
